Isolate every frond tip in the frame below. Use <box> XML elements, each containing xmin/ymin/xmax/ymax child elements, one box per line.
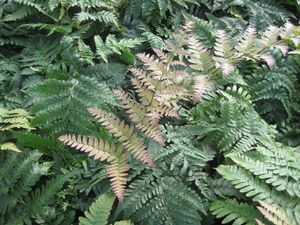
<box><xmin>88</xmin><ymin>107</ymin><xmax>154</xmax><ymax>167</ymax></box>
<box><xmin>256</xmin><ymin>201</ymin><xmax>292</xmax><ymax>225</ymax></box>
<box><xmin>112</xmin><ymin>88</ymin><xmax>165</xmax><ymax>146</ymax></box>
<box><xmin>58</xmin><ymin>134</ymin><xmax>128</xmax><ymax>201</ymax></box>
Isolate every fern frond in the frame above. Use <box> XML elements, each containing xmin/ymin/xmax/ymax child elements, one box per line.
<box><xmin>136</xmin><ymin>53</ymin><xmax>169</xmax><ymax>80</ymax></box>
<box><xmin>210</xmin><ymin>198</ymin><xmax>261</xmax><ymax>225</ymax></box>
<box><xmin>79</xmin><ymin>192</ymin><xmax>115</xmax><ymax>225</ymax></box>
<box><xmin>227</xmin><ymin>150</ymin><xmax>300</xmax><ymax>198</ymax></box>
<box><xmin>29</xmin><ymin>77</ymin><xmax>117</xmax><ymax>135</ymax></box>
<box><xmin>112</xmin><ymin>89</ymin><xmax>165</xmax><ymax>145</ymax></box>
<box><xmin>123</xmin><ymin>175</ymin><xmax>206</xmax><ymax>225</ymax></box>
<box><xmin>257</xmin><ymin>201</ymin><xmax>292</xmax><ymax>225</ymax></box>
<box><xmin>214</xmin><ymin>30</ymin><xmax>236</xmax><ymax>76</ymax></box>
<box><xmin>29</xmin><ymin>171</ymin><xmax>76</xmax><ymax>216</ymax></box>
<box><xmin>193</xmin><ymin>75</ymin><xmax>214</xmax><ymax>101</ymax></box>
<box><xmin>107</xmin><ymin>156</ymin><xmax>128</xmax><ymax>201</ymax></box>
<box><xmin>0</xmin><ymin>142</ymin><xmax>21</xmax><ymax>152</ymax></box>
<box><xmin>0</xmin><ymin>107</ymin><xmax>33</xmax><ymax>131</ymax></box>
<box><xmin>235</xmin><ymin>27</ymin><xmax>258</xmax><ymax>58</ymax></box>
<box><xmin>58</xmin><ymin>134</ymin><xmax>128</xmax><ymax>200</ymax></box>
<box><xmin>58</xmin><ymin>135</ymin><xmax>118</xmax><ymax>162</ymax></box>
<box><xmin>216</xmin><ymin>165</ymin><xmax>271</xmax><ymax>201</ymax></box>
<box><xmin>88</xmin><ymin>107</ymin><xmax>154</xmax><ymax>167</ymax></box>
<box><xmin>75</xmin><ymin>11</ymin><xmax>118</xmax><ymax>26</ymax></box>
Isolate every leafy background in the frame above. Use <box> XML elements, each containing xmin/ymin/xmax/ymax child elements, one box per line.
<box><xmin>1</xmin><ymin>0</ymin><xmax>300</xmax><ymax>225</ymax></box>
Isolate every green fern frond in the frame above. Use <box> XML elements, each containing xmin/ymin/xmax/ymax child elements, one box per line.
<box><xmin>29</xmin><ymin>171</ymin><xmax>76</xmax><ymax>216</ymax></box>
<box><xmin>227</xmin><ymin>150</ymin><xmax>300</xmax><ymax>198</ymax></box>
<box><xmin>210</xmin><ymin>198</ymin><xmax>262</xmax><ymax>225</ymax></box>
<box><xmin>79</xmin><ymin>192</ymin><xmax>115</xmax><ymax>225</ymax></box>
<box><xmin>75</xmin><ymin>11</ymin><xmax>118</xmax><ymax>26</ymax></box>
<box><xmin>216</xmin><ymin>165</ymin><xmax>272</xmax><ymax>201</ymax></box>
<box><xmin>28</xmin><ymin>76</ymin><xmax>117</xmax><ymax>135</ymax></box>
<box><xmin>123</xmin><ymin>175</ymin><xmax>206</xmax><ymax>225</ymax></box>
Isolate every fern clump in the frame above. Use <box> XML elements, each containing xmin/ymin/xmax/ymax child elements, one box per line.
<box><xmin>1</xmin><ymin>0</ymin><xmax>300</xmax><ymax>223</ymax></box>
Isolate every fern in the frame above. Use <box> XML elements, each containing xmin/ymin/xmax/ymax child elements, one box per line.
<box><xmin>79</xmin><ymin>192</ymin><xmax>134</xmax><ymax>225</ymax></box>
<box><xmin>59</xmin><ymin>134</ymin><xmax>129</xmax><ymax>200</ymax></box>
<box><xmin>29</xmin><ymin>171</ymin><xmax>76</xmax><ymax>217</ymax></box>
<box><xmin>0</xmin><ymin>150</ymin><xmax>75</xmax><ymax>224</ymax></box>
<box><xmin>246</xmin><ymin>64</ymin><xmax>298</xmax><ymax>123</ymax></box>
<box><xmin>79</xmin><ymin>192</ymin><xmax>115</xmax><ymax>225</ymax></box>
<box><xmin>122</xmin><ymin>174</ymin><xmax>206</xmax><ymax>225</ymax></box>
<box><xmin>231</xmin><ymin>0</ymin><xmax>292</xmax><ymax>31</ymax></box>
<box><xmin>190</xmin><ymin>86</ymin><xmax>277</xmax><ymax>153</ymax></box>
<box><xmin>256</xmin><ymin>201</ymin><xmax>292</xmax><ymax>225</ymax></box>
<box><xmin>88</xmin><ymin>107</ymin><xmax>154</xmax><ymax>167</ymax></box>
<box><xmin>216</xmin><ymin>138</ymin><xmax>300</xmax><ymax>223</ymax></box>
<box><xmin>0</xmin><ymin>107</ymin><xmax>32</xmax><ymax>131</ymax></box>
<box><xmin>0</xmin><ymin>107</ymin><xmax>33</xmax><ymax>152</ymax></box>
<box><xmin>210</xmin><ymin>198</ymin><xmax>263</xmax><ymax>225</ymax></box>
<box><xmin>94</xmin><ymin>35</ymin><xmax>143</xmax><ymax>63</ymax></box>
<box><xmin>28</xmin><ymin>76</ymin><xmax>117</xmax><ymax>135</ymax></box>
<box><xmin>156</xmin><ymin>124</ymin><xmax>215</xmax><ymax>182</ymax></box>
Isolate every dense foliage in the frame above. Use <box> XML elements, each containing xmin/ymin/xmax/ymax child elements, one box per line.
<box><xmin>1</xmin><ymin>0</ymin><xmax>300</xmax><ymax>225</ymax></box>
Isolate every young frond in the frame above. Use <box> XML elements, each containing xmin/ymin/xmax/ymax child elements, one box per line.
<box><xmin>107</xmin><ymin>156</ymin><xmax>129</xmax><ymax>201</ymax></box>
<box><xmin>113</xmin><ymin>89</ymin><xmax>165</xmax><ymax>145</ymax></box>
<box><xmin>88</xmin><ymin>107</ymin><xmax>154</xmax><ymax>167</ymax></box>
<box><xmin>58</xmin><ymin>134</ymin><xmax>129</xmax><ymax>201</ymax></box>
<box><xmin>235</xmin><ymin>27</ymin><xmax>258</xmax><ymax>57</ymax></box>
<box><xmin>58</xmin><ymin>134</ymin><xmax>118</xmax><ymax>162</ymax></box>
<box><xmin>214</xmin><ymin>30</ymin><xmax>236</xmax><ymax>76</ymax></box>
<box><xmin>0</xmin><ymin>107</ymin><xmax>33</xmax><ymax>131</ymax></box>
<box><xmin>193</xmin><ymin>75</ymin><xmax>214</xmax><ymax>101</ymax></box>
<box><xmin>136</xmin><ymin>53</ymin><xmax>169</xmax><ymax>80</ymax></box>
<box><xmin>257</xmin><ymin>201</ymin><xmax>292</xmax><ymax>225</ymax></box>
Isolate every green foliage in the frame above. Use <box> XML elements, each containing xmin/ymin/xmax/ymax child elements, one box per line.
<box><xmin>79</xmin><ymin>192</ymin><xmax>134</xmax><ymax>225</ymax></box>
<box><xmin>0</xmin><ymin>107</ymin><xmax>33</xmax><ymax>152</ymax></box>
<box><xmin>210</xmin><ymin>198</ymin><xmax>263</xmax><ymax>225</ymax></box>
<box><xmin>122</xmin><ymin>173</ymin><xmax>206</xmax><ymax>225</ymax></box>
<box><xmin>28</xmin><ymin>76</ymin><xmax>117</xmax><ymax>136</ymax></box>
<box><xmin>216</xmin><ymin>138</ymin><xmax>300</xmax><ymax>224</ymax></box>
<box><xmin>0</xmin><ymin>150</ymin><xmax>77</xmax><ymax>224</ymax></box>
<box><xmin>1</xmin><ymin>0</ymin><xmax>300</xmax><ymax>224</ymax></box>
<box><xmin>79</xmin><ymin>192</ymin><xmax>115</xmax><ymax>225</ymax></box>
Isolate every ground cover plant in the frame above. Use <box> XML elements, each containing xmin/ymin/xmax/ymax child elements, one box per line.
<box><xmin>1</xmin><ymin>0</ymin><xmax>300</xmax><ymax>224</ymax></box>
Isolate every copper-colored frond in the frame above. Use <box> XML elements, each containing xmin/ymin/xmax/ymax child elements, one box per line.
<box><xmin>59</xmin><ymin>134</ymin><xmax>130</xmax><ymax>201</ymax></box>
<box><xmin>131</xmin><ymin>78</ymin><xmax>155</xmax><ymax>106</ymax></box>
<box><xmin>136</xmin><ymin>53</ymin><xmax>168</xmax><ymax>80</ymax></box>
<box><xmin>88</xmin><ymin>107</ymin><xmax>154</xmax><ymax>167</ymax></box>
<box><xmin>180</xmin><ymin>20</ymin><xmax>195</xmax><ymax>34</ymax></box>
<box><xmin>107</xmin><ymin>153</ymin><xmax>129</xmax><ymax>202</ymax></box>
<box><xmin>58</xmin><ymin>134</ymin><xmax>116</xmax><ymax>162</ymax></box>
<box><xmin>129</xmin><ymin>67</ymin><xmax>159</xmax><ymax>91</ymax></box>
<box><xmin>113</xmin><ymin>89</ymin><xmax>165</xmax><ymax>146</ymax></box>
<box><xmin>147</xmin><ymin>106</ymin><xmax>179</xmax><ymax>119</ymax></box>
<box><xmin>194</xmin><ymin>76</ymin><xmax>213</xmax><ymax>102</ymax></box>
